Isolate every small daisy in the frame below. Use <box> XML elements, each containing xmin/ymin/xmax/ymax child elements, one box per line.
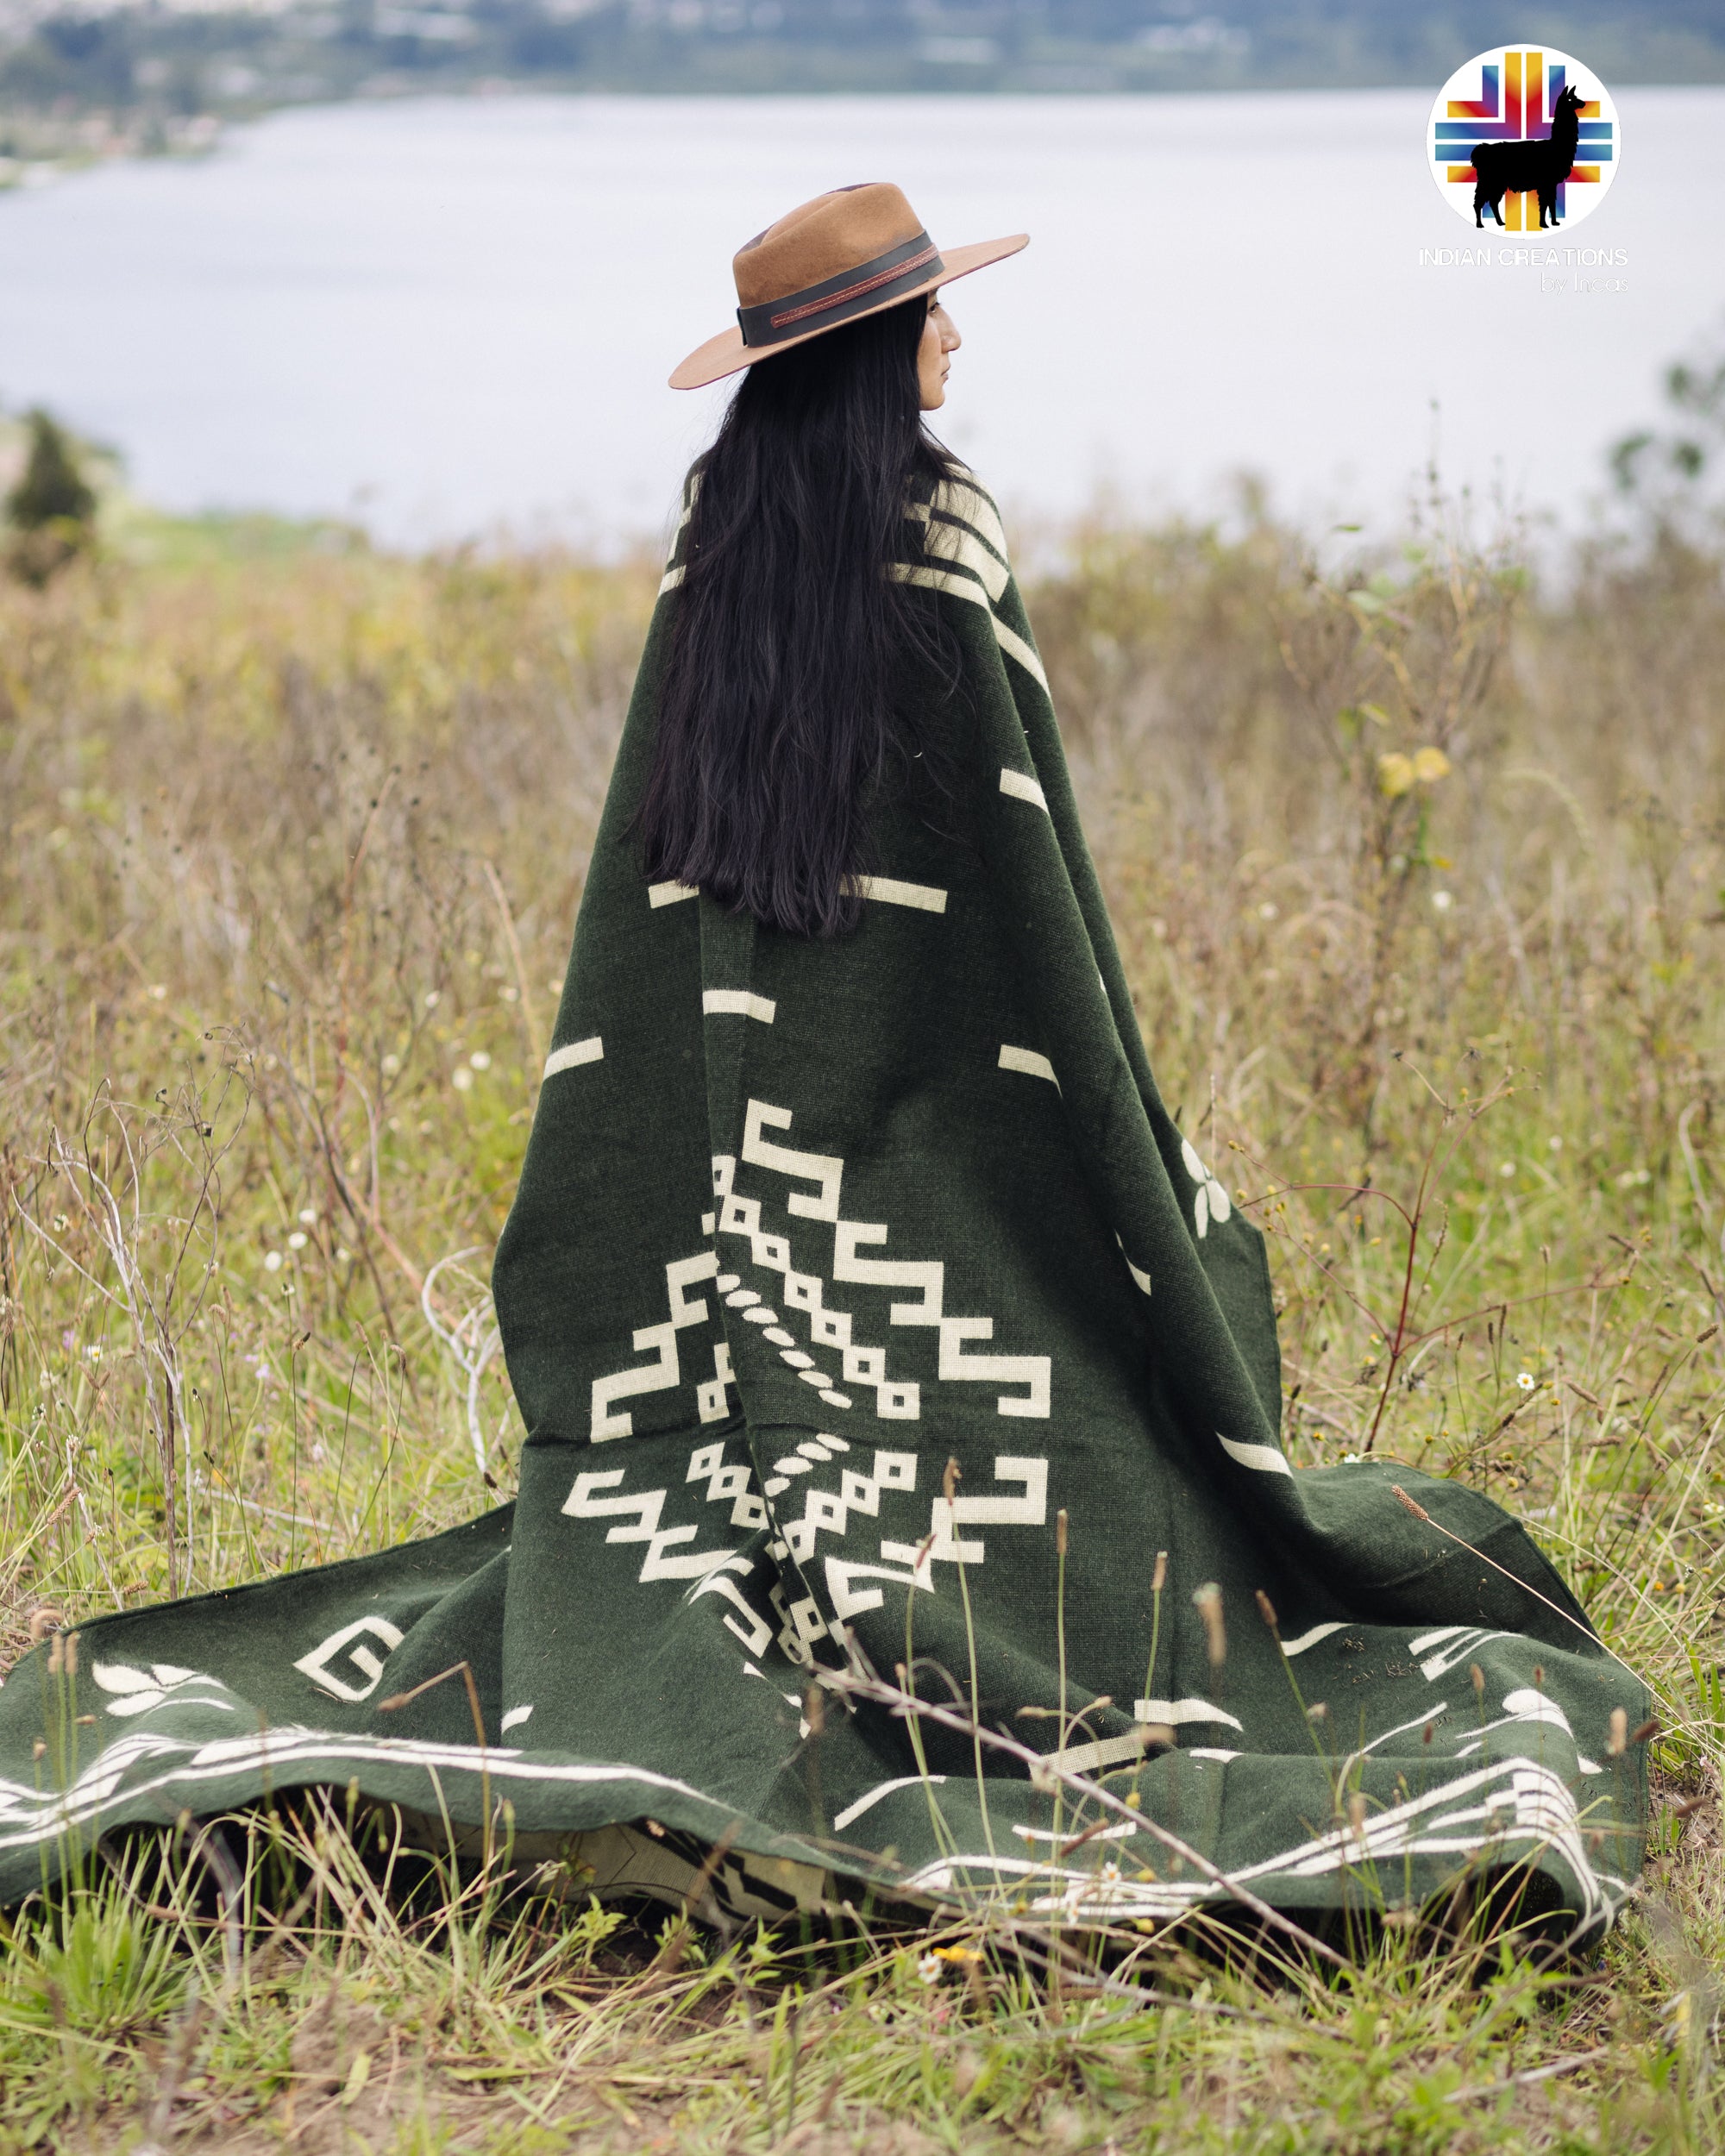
<box><xmin>917</xmin><ymin>1951</ymin><xmax>941</xmax><ymax>1984</ymax></box>
<box><xmin>1517</xmin><ymin>1371</ymin><xmax>1535</xmax><ymax>1391</ymax></box>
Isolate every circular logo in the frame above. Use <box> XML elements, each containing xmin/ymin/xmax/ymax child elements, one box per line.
<box><xmin>1427</xmin><ymin>47</ymin><xmax>1621</xmax><ymax>231</ymax></box>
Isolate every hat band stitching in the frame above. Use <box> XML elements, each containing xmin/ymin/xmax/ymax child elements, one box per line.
<box><xmin>735</xmin><ymin>231</ymin><xmax>946</xmax><ymax>347</ymax></box>
<box><xmin>766</xmin><ymin>242</ymin><xmax>942</xmax><ymax>330</ymax></box>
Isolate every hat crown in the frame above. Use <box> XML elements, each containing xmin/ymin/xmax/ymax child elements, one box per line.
<box><xmin>733</xmin><ymin>183</ymin><xmax>927</xmax><ymax>310</ymax></box>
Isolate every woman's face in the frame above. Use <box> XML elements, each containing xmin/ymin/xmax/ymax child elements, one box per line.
<box><xmin>917</xmin><ymin>299</ymin><xmax>960</xmax><ymax>411</ymax></box>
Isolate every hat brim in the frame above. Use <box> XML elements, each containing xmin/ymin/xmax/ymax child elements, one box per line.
<box><xmin>668</xmin><ymin>231</ymin><xmax>1029</xmax><ymax>392</ymax></box>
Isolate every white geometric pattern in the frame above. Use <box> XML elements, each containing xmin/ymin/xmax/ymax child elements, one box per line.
<box><xmin>846</xmin><ymin>875</ymin><xmax>949</xmax><ymax>913</ymax></box>
<box><xmin>543</xmin><ymin>1037</ymin><xmax>603</xmax><ymax>1081</ymax></box>
<box><xmin>714</xmin><ymin>1099</ymin><xmax>1054</xmax><ymax>1422</ymax></box>
<box><xmin>1410</xmin><ymin>1623</ymin><xmax>1517</xmax><ymax>1682</ymax></box>
<box><xmin>888</xmin><ymin>563</ymin><xmax>1051</xmax><ymax>692</ymax></box>
<box><xmin>915</xmin><ymin>486</ymin><xmax>1012</xmax><ymax>599</ymax></box>
<box><xmin>824</xmin><ymin>1453</ymin><xmax>1050</xmax><ymax>1625</ymax></box>
<box><xmin>998</xmin><ymin>767</ymin><xmax>1050</xmax><ymax>812</ymax></box>
<box><xmin>291</xmin><ymin>1617</ymin><xmax>407</xmax><ymax>1702</ymax></box>
<box><xmin>655</xmin><ymin>876</ymin><xmax>947</xmax><ymax>914</ymax></box>
<box><xmin>562</xmin><ymin>1461</ymin><xmax>750</xmax><ymax>1582</ymax></box>
<box><xmin>590</xmin><ymin>1251</ymin><xmax>727</xmax><ymax>1441</ymax></box>
<box><xmin>904</xmin><ymin>1755</ymin><xmax>1626</xmax><ymax>1930</ymax></box>
<box><xmin>1131</xmin><ymin>1695</ymin><xmax>1245</xmax><ymax>1731</ymax></box>
<box><xmin>91</xmin><ymin>1661</ymin><xmax>235</xmax><ymax>1718</ymax></box>
<box><xmin>687</xmin><ymin>1438</ymin><xmax>769</xmax><ymax>1531</ymax></box>
<box><xmin>1454</xmin><ymin>1687</ymin><xmax>1578</xmax><ymax>1759</ymax></box>
<box><xmin>558</xmin><ymin>1433</ymin><xmax>1056</xmax><ymax>1681</ymax></box>
<box><xmin>1180</xmin><ymin>1138</ymin><xmax>1232</xmax><ymax>1238</ymax></box>
<box><xmin>999</xmin><ymin>1044</ymin><xmax>1058</xmax><ymax>1087</ymax></box>
<box><xmin>703</xmin><ymin>990</ymin><xmax>776</xmax><ymax>1024</ymax></box>
<box><xmin>1279</xmin><ymin>1621</ymin><xmax>1346</xmax><ymax>1658</ymax></box>
<box><xmin>1216</xmin><ymin>1432</ymin><xmax>1293</xmax><ymax>1477</ymax></box>
<box><xmin>773</xmin><ymin>1445</ymin><xmax>919</xmax><ymax>1562</ymax></box>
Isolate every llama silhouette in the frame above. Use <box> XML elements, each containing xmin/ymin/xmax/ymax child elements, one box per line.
<box><xmin>1472</xmin><ymin>84</ymin><xmax>1584</xmax><ymax>229</ymax></box>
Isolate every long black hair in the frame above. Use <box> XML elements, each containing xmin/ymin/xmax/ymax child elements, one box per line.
<box><xmin>637</xmin><ymin>294</ymin><xmax>963</xmax><ymax>939</ymax></box>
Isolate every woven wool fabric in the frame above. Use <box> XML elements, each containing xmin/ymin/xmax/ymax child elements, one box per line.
<box><xmin>0</xmin><ymin>475</ymin><xmax>1648</xmax><ymax>1933</ymax></box>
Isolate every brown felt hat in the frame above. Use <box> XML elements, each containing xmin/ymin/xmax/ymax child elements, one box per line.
<box><xmin>669</xmin><ymin>182</ymin><xmax>1028</xmax><ymax>392</ymax></box>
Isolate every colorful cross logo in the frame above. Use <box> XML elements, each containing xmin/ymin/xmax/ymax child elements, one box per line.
<box><xmin>1427</xmin><ymin>47</ymin><xmax>1620</xmax><ymax>231</ymax></box>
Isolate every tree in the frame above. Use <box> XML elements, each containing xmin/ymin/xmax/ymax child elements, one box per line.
<box><xmin>4</xmin><ymin>407</ymin><xmax>97</xmax><ymax>586</ymax></box>
<box><xmin>1610</xmin><ymin>349</ymin><xmax>1725</xmax><ymax>499</ymax></box>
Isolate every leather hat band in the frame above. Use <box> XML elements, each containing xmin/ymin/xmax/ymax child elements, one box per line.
<box><xmin>736</xmin><ymin>231</ymin><xmax>945</xmax><ymax>348</ymax></box>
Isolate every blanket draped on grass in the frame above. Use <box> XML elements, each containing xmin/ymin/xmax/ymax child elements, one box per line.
<box><xmin>2</xmin><ymin>474</ymin><xmax>1647</xmax><ymax>1934</ymax></box>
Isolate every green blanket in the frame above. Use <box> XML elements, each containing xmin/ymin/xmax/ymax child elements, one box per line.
<box><xmin>0</xmin><ymin>475</ymin><xmax>1647</xmax><ymax>1934</ymax></box>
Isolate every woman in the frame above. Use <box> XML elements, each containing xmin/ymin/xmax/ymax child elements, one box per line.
<box><xmin>0</xmin><ymin>187</ymin><xmax>1646</xmax><ymax>1937</ymax></box>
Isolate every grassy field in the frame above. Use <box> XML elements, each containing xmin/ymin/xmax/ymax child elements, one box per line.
<box><xmin>0</xmin><ymin>492</ymin><xmax>1722</xmax><ymax>2151</ymax></box>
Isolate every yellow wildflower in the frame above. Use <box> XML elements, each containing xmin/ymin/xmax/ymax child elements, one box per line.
<box><xmin>1377</xmin><ymin>752</ymin><xmax>1415</xmax><ymax>798</ymax></box>
<box><xmin>1411</xmin><ymin>745</ymin><xmax>1452</xmax><ymax>784</ymax></box>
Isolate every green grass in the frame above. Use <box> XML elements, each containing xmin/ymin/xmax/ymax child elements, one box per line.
<box><xmin>0</xmin><ymin>496</ymin><xmax>1722</xmax><ymax>2149</ymax></box>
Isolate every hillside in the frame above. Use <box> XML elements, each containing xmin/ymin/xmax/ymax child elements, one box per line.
<box><xmin>1</xmin><ymin>0</ymin><xmax>1721</xmax><ymax>158</ymax></box>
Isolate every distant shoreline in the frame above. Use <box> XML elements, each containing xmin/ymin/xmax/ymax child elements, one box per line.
<box><xmin>3</xmin><ymin>0</ymin><xmax>1723</xmax><ymax>188</ymax></box>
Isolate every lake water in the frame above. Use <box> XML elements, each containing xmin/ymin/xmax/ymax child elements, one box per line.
<box><xmin>1</xmin><ymin>90</ymin><xmax>1721</xmax><ymax>548</ymax></box>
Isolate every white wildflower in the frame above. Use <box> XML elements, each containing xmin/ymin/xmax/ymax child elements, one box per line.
<box><xmin>263</xmin><ymin>1251</ymin><xmax>283</xmax><ymax>1273</ymax></box>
